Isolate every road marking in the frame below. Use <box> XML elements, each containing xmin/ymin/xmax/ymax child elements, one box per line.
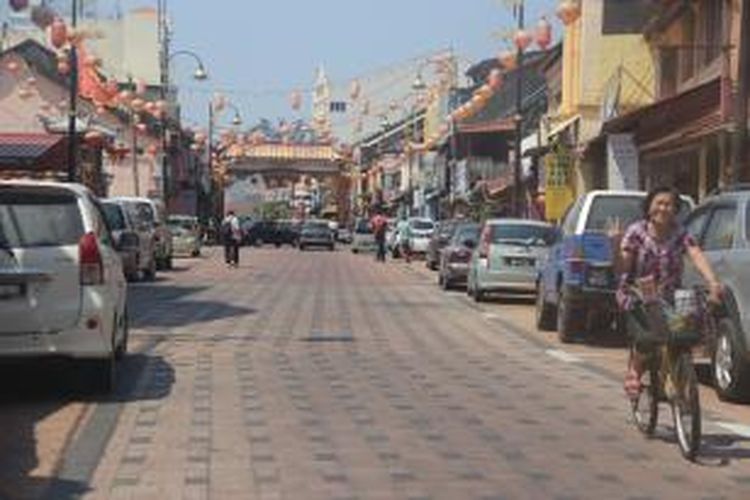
<box><xmin>545</xmin><ymin>349</ymin><xmax>583</xmax><ymax>364</ymax></box>
<box><xmin>482</xmin><ymin>312</ymin><xmax>501</xmax><ymax>320</ymax></box>
<box><xmin>715</xmin><ymin>421</ymin><xmax>750</xmax><ymax>438</ymax></box>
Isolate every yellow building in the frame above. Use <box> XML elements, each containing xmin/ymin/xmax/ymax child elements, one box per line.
<box><xmin>546</xmin><ymin>0</ymin><xmax>656</xmax><ymax>197</ymax></box>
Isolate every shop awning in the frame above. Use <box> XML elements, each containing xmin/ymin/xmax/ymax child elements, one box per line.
<box><xmin>547</xmin><ymin>114</ymin><xmax>580</xmax><ymax>140</ymax></box>
<box><xmin>0</xmin><ymin>133</ymin><xmax>68</xmax><ymax>173</ymax></box>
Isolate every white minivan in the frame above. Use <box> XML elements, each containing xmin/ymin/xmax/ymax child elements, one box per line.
<box><xmin>0</xmin><ymin>181</ymin><xmax>128</xmax><ymax>392</ymax></box>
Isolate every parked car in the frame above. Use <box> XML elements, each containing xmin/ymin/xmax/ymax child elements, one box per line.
<box><xmin>0</xmin><ymin>181</ymin><xmax>129</xmax><ymax>392</ymax></box>
<box><xmin>468</xmin><ymin>219</ymin><xmax>554</xmax><ymax>302</ymax></box>
<box><xmin>438</xmin><ymin>222</ymin><xmax>481</xmax><ymax>290</ymax></box>
<box><xmin>299</xmin><ymin>220</ymin><xmax>335</xmax><ymax>251</ymax></box>
<box><xmin>535</xmin><ymin>190</ymin><xmax>693</xmax><ymax>343</ymax></box>
<box><xmin>426</xmin><ymin>219</ymin><xmax>460</xmax><ymax>270</ymax></box>
<box><xmin>407</xmin><ymin>217</ymin><xmax>436</xmax><ymax>255</ymax></box>
<box><xmin>337</xmin><ymin>227</ymin><xmax>353</xmax><ymax>244</ymax></box>
<box><xmin>168</xmin><ymin>215</ymin><xmax>202</xmax><ymax>257</ymax></box>
<box><xmin>101</xmin><ymin>200</ymin><xmax>156</xmax><ymax>281</ymax></box>
<box><xmin>682</xmin><ymin>186</ymin><xmax>750</xmax><ymax>401</ymax></box>
<box><xmin>110</xmin><ymin>196</ymin><xmax>173</xmax><ymax>270</ymax></box>
<box><xmin>351</xmin><ymin>217</ymin><xmax>376</xmax><ymax>253</ymax></box>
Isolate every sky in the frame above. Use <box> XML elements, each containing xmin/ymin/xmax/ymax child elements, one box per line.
<box><xmin>114</xmin><ymin>1</ymin><xmax>559</xmax><ymax>129</ymax></box>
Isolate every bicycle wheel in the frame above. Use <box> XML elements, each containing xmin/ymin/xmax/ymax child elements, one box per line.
<box><xmin>631</xmin><ymin>365</ymin><xmax>659</xmax><ymax>436</ymax></box>
<box><xmin>671</xmin><ymin>352</ymin><xmax>702</xmax><ymax>460</ymax></box>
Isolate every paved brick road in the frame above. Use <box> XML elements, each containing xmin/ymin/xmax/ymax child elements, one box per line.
<box><xmin>38</xmin><ymin>248</ymin><xmax>750</xmax><ymax>498</ymax></box>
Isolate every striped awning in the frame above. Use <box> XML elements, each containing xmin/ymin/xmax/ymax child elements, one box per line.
<box><xmin>0</xmin><ymin>133</ymin><xmax>68</xmax><ymax>171</ymax></box>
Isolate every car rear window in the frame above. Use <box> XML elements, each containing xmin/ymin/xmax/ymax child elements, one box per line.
<box><xmin>453</xmin><ymin>224</ymin><xmax>481</xmax><ymax>244</ymax></box>
<box><xmin>0</xmin><ymin>189</ymin><xmax>84</xmax><ymax>248</ymax></box>
<box><xmin>584</xmin><ymin>196</ymin><xmax>645</xmax><ymax>232</ymax></box>
<box><xmin>410</xmin><ymin>220</ymin><xmax>434</xmax><ymax>231</ymax></box>
<box><xmin>303</xmin><ymin>222</ymin><xmax>329</xmax><ymax>231</ymax></box>
<box><xmin>102</xmin><ymin>203</ymin><xmax>127</xmax><ymax>230</ymax></box>
<box><xmin>355</xmin><ymin>219</ymin><xmax>371</xmax><ymax>234</ymax></box>
<box><xmin>489</xmin><ymin>224</ymin><xmax>554</xmax><ymax>246</ymax></box>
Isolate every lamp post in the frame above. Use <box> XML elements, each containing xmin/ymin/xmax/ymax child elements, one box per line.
<box><xmin>66</xmin><ymin>0</ymin><xmax>79</xmax><ymax>182</ymax></box>
<box><xmin>206</xmin><ymin>98</ymin><xmax>242</xmax><ymax>222</ymax></box>
<box><xmin>409</xmin><ymin>70</ymin><xmax>427</xmax><ymax>217</ymax></box>
<box><xmin>512</xmin><ymin>0</ymin><xmax>525</xmax><ymax>217</ymax></box>
<box><xmin>158</xmin><ymin>0</ymin><xmax>208</xmax><ymax>206</ymax></box>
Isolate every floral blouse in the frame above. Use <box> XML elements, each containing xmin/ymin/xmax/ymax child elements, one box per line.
<box><xmin>616</xmin><ymin>219</ymin><xmax>697</xmax><ymax>311</ymax></box>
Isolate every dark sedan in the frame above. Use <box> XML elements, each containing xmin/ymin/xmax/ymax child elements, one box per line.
<box><xmin>438</xmin><ymin>222</ymin><xmax>481</xmax><ymax>290</ymax></box>
<box><xmin>299</xmin><ymin>220</ymin><xmax>335</xmax><ymax>251</ymax></box>
<box><xmin>426</xmin><ymin>219</ymin><xmax>460</xmax><ymax>270</ymax></box>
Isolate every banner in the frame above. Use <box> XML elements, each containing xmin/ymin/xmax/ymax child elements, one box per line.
<box><xmin>544</xmin><ymin>144</ymin><xmax>575</xmax><ymax>221</ymax></box>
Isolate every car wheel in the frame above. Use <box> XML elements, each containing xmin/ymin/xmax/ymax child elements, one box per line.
<box><xmin>557</xmin><ymin>288</ymin><xmax>585</xmax><ymax>343</ymax></box>
<box><xmin>143</xmin><ymin>257</ymin><xmax>156</xmax><ymax>281</ymax></box>
<box><xmin>299</xmin><ymin>244</ymin><xmax>306</xmax><ymax>251</ymax></box>
<box><xmin>329</xmin><ymin>244</ymin><xmax>335</xmax><ymax>251</ymax></box>
<box><xmin>535</xmin><ymin>282</ymin><xmax>557</xmax><ymax>331</ymax></box>
<box><xmin>114</xmin><ymin>309</ymin><xmax>129</xmax><ymax>361</ymax></box>
<box><xmin>712</xmin><ymin>316</ymin><xmax>750</xmax><ymax>402</ymax></box>
<box><xmin>441</xmin><ymin>274</ymin><xmax>451</xmax><ymax>291</ymax></box>
<box><xmin>191</xmin><ymin>249</ymin><xmax>200</xmax><ymax>257</ymax></box>
<box><xmin>165</xmin><ymin>256</ymin><xmax>173</xmax><ymax>270</ymax></box>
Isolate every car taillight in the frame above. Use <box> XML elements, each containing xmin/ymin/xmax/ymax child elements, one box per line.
<box><xmin>79</xmin><ymin>232</ymin><xmax>104</xmax><ymax>285</ymax></box>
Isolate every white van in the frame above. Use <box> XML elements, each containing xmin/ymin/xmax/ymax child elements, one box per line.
<box><xmin>0</xmin><ymin>181</ymin><xmax>129</xmax><ymax>392</ymax></box>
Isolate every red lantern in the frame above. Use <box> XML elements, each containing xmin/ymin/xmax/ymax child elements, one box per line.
<box><xmin>130</xmin><ymin>98</ymin><xmax>145</xmax><ymax>112</ymax></box>
<box><xmin>536</xmin><ymin>17</ymin><xmax>552</xmax><ymax>50</ymax></box>
<box><xmin>488</xmin><ymin>68</ymin><xmax>503</xmax><ymax>91</ymax></box>
<box><xmin>6</xmin><ymin>60</ymin><xmax>20</xmax><ymax>73</ymax></box>
<box><xmin>513</xmin><ymin>29</ymin><xmax>533</xmax><ymax>51</ymax></box>
<box><xmin>556</xmin><ymin>1</ymin><xmax>581</xmax><ymax>26</ymax></box>
<box><xmin>146</xmin><ymin>144</ymin><xmax>159</xmax><ymax>157</ymax></box>
<box><xmin>84</xmin><ymin>130</ymin><xmax>104</xmax><ymax>146</ymax></box>
<box><xmin>9</xmin><ymin>0</ymin><xmax>29</xmax><ymax>12</ymax></box>
<box><xmin>498</xmin><ymin>50</ymin><xmax>517</xmax><ymax>70</ymax></box>
<box><xmin>136</xmin><ymin>123</ymin><xmax>147</xmax><ymax>134</ymax></box>
<box><xmin>50</xmin><ymin>18</ymin><xmax>67</xmax><ymax>49</ymax></box>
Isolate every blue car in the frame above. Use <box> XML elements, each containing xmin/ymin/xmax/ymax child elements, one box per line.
<box><xmin>535</xmin><ymin>190</ymin><xmax>692</xmax><ymax>343</ymax></box>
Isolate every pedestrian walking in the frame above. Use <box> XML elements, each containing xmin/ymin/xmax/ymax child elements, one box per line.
<box><xmin>371</xmin><ymin>211</ymin><xmax>388</xmax><ymax>262</ymax></box>
<box><xmin>396</xmin><ymin>215</ymin><xmax>412</xmax><ymax>263</ymax></box>
<box><xmin>221</xmin><ymin>210</ymin><xmax>242</xmax><ymax>267</ymax></box>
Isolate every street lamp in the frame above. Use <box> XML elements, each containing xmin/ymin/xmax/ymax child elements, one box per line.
<box><xmin>206</xmin><ymin>98</ymin><xmax>244</xmax><ymax>221</ymax></box>
<box><xmin>66</xmin><ymin>0</ymin><xmax>80</xmax><ymax>182</ymax></box>
<box><xmin>158</xmin><ymin>0</ymin><xmax>209</xmax><ymax>206</ymax></box>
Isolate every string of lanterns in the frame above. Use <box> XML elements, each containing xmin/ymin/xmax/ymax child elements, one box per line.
<box><xmin>404</xmin><ymin>0</ymin><xmax>580</xmax><ymax>153</ymax></box>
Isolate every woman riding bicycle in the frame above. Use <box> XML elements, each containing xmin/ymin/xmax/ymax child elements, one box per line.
<box><xmin>617</xmin><ymin>186</ymin><xmax>722</xmax><ymax>399</ymax></box>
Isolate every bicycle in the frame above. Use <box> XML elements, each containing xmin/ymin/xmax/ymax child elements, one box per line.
<box><xmin>628</xmin><ymin>285</ymin><xmax>718</xmax><ymax>461</ymax></box>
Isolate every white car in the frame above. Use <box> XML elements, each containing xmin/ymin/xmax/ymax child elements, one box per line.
<box><xmin>351</xmin><ymin>217</ymin><xmax>376</xmax><ymax>253</ymax></box>
<box><xmin>408</xmin><ymin>217</ymin><xmax>435</xmax><ymax>254</ymax></box>
<box><xmin>0</xmin><ymin>181</ymin><xmax>128</xmax><ymax>392</ymax></box>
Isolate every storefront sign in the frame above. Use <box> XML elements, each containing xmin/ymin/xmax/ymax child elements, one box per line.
<box><xmin>607</xmin><ymin>133</ymin><xmax>638</xmax><ymax>190</ymax></box>
<box><xmin>544</xmin><ymin>144</ymin><xmax>574</xmax><ymax>221</ymax></box>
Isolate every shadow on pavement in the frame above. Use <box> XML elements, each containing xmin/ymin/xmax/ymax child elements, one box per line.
<box><xmin>130</xmin><ymin>299</ymin><xmax>256</xmax><ymax>329</ymax></box>
<box><xmin>0</xmin><ymin>351</ymin><xmax>174</xmax><ymax>499</ymax></box>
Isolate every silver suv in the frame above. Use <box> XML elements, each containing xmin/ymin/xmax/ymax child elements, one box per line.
<box><xmin>684</xmin><ymin>187</ymin><xmax>750</xmax><ymax>402</ymax></box>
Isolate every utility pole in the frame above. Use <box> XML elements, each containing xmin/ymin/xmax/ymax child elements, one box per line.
<box><xmin>158</xmin><ymin>0</ymin><xmax>171</xmax><ymax>205</ymax></box>
<box><xmin>513</xmin><ymin>1</ymin><xmax>525</xmax><ymax>217</ymax></box>
<box><xmin>66</xmin><ymin>0</ymin><xmax>79</xmax><ymax>182</ymax></box>
<box><xmin>732</xmin><ymin>0</ymin><xmax>750</xmax><ymax>183</ymax></box>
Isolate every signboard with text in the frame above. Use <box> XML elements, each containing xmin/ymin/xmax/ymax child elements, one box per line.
<box><xmin>544</xmin><ymin>144</ymin><xmax>575</xmax><ymax>221</ymax></box>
